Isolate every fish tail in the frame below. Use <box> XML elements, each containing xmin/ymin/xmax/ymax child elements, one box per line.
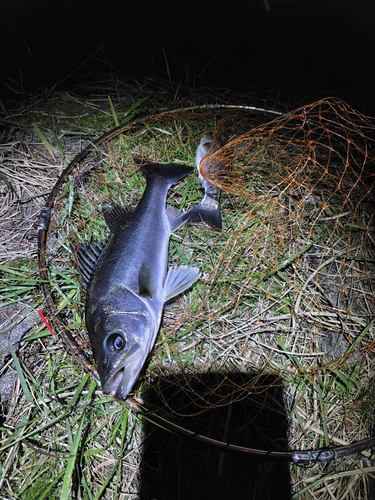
<box><xmin>180</xmin><ymin>198</ymin><xmax>222</xmax><ymax>230</ymax></box>
<box><xmin>195</xmin><ymin>132</ymin><xmax>215</xmax><ymax>168</ymax></box>
<box><xmin>182</xmin><ymin>132</ymin><xmax>223</xmax><ymax>230</ymax></box>
<box><xmin>140</xmin><ymin>163</ymin><xmax>193</xmax><ymax>187</ymax></box>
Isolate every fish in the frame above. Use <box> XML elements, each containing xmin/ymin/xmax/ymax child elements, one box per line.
<box><xmin>78</xmin><ymin>163</ymin><xmax>200</xmax><ymax>401</ymax></box>
<box><xmin>180</xmin><ymin>132</ymin><xmax>223</xmax><ymax>229</ymax></box>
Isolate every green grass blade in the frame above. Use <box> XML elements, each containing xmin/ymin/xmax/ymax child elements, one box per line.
<box><xmin>47</xmin><ymin>127</ymin><xmax>66</xmax><ymax>163</ymax></box>
<box><xmin>108</xmin><ymin>96</ymin><xmax>119</xmax><ymax>127</ymax></box>
<box><xmin>32</xmin><ymin>123</ymin><xmax>55</xmax><ymax>159</ymax></box>
<box><xmin>60</xmin><ymin>378</ymin><xmax>97</xmax><ymax>500</ymax></box>
<box><xmin>1</xmin><ymin>411</ymin><xmax>71</xmax><ymax>453</ymax></box>
<box><xmin>59</xmin><ymin>416</ymin><xmax>85</xmax><ymax>500</ymax></box>
<box><xmin>340</xmin><ymin>318</ymin><xmax>375</xmax><ymax>364</ymax></box>
<box><xmin>8</xmin><ymin>342</ymin><xmax>32</xmax><ymax>402</ymax></box>
<box><xmin>39</xmin><ymin>470</ymin><xmax>66</xmax><ymax>500</ymax></box>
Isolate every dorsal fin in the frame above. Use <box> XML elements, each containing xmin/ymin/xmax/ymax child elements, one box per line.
<box><xmin>77</xmin><ymin>241</ymin><xmax>106</xmax><ymax>289</ymax></box>
<box><xmin>102</xmin><ymin>205</ymin><xmax>133</xmax><ymax>231</ymax></box>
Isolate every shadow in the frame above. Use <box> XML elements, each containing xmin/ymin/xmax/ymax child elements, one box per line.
<box><xmin>139</xmin><ymin>371</ymin><xmax>292</xmax><ymax>500</ymax></box>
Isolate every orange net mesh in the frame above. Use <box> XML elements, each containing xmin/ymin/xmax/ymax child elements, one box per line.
<box><xmin>202</xmin><ymin>98</ymin><xmax>373</xmax><ymax>208</ymax></box>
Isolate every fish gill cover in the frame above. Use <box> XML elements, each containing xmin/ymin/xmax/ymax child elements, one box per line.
<box><xmin>38</xmin><ymin>98</ymin><xmax>375</xmax><ymax>498</ymax></box>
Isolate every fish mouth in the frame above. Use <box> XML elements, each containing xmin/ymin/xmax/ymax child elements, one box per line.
<box><xmin>102</xmin><ymin>343</ymin><xmax>147</xmax><ymax>401</ymax></box>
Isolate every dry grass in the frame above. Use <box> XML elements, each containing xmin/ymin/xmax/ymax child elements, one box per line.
<box><xmin>1</xmin><ymin>81</ymin><xmax>375</xmax><ymax>499</ymax></box>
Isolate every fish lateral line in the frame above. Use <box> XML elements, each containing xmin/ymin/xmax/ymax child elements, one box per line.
<box><xmin>104</xmin><ymin>310</ymin><xmax>149</xmax><ymax>317</ymax></box>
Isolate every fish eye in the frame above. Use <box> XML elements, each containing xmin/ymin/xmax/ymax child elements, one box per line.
<box><xmin>113</xmin><ymin>335</ymin><xmax>124</xmax><ymax>350</ymax></box>
<box><xmin>107</xmin><ymin>333</ymin><xmax>126</xmax><ymax>351</ymax></box>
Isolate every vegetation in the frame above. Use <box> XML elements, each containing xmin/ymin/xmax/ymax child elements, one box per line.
<box><xmin>1</xmin><ymin>77</ymin><xmax>375</xmax><ymax>499</ymax></box>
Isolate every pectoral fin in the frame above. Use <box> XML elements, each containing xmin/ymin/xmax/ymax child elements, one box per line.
<box><xmin>164</xmin><ymin>265</ymin><xmax>200</xmax><ymax>302</ymax></box>
<box><xmin>139</xmin><ymin>263</ymin><xmax>157</xmax><ymax>297</ymax></box>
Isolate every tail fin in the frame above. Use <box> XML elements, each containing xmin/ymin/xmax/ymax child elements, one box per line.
<box><xmin>180</xmin><ymin>199</ymin><xmax>222</xmax><ymax>229</ymax></box>
<box><xmin>181</xmin><ymin>133</ymin><xmax>223</xmax><ymax>229</ymax></box>
<box><xmin>140</xmin><ymin>163</ymin><xmax>193</xmax><ymax>187</ymax></box>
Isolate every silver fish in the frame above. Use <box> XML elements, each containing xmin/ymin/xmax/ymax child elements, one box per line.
<box><xmin>78</xmin><ymin>163</ymin><xmax>200</xmax><ymax>401</ymax></box>
<box><xmin>181</xmin><ymin>132</ymin><xmax>222</xmax><ymax>229</ymax></box>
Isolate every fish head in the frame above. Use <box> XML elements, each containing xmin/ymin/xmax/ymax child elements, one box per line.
<box><xmin>87</xmin><ymin>288</ymin><xmax>159</xmax><ymax>401</ymax></box>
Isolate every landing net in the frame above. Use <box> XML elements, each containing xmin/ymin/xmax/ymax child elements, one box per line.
<box><xmin>38</xmin><ymin>98</ymin><xmax>375</xmax><ymax>497</ymax></box>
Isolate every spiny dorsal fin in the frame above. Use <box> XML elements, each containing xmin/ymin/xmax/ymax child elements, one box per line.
<box><xmin>102</xmin><ymin>205</ymin><xmax>133</xmax><ymax>231</ymax></box>
<box><xmin>77</xmin><ymin>241</ymin><xmax>106</xmax><ymax>288</ymax></box>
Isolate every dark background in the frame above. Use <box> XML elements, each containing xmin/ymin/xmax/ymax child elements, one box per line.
<box><xmin>1</xmin><ymin>0</ymin><xmax>375</xmax><ymax>113</ymax></box>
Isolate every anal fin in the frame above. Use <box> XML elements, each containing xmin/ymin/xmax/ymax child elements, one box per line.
<box><xmin>166</xmin><ymin>205</ymin><xmax>184</xmax><ymax>232</ymax></box>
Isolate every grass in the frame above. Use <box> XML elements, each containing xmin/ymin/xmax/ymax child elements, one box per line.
<box><xmin>1</xmin><ymin>81</ymin><xmax>375</xmax><ymax>499</ymax></box>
